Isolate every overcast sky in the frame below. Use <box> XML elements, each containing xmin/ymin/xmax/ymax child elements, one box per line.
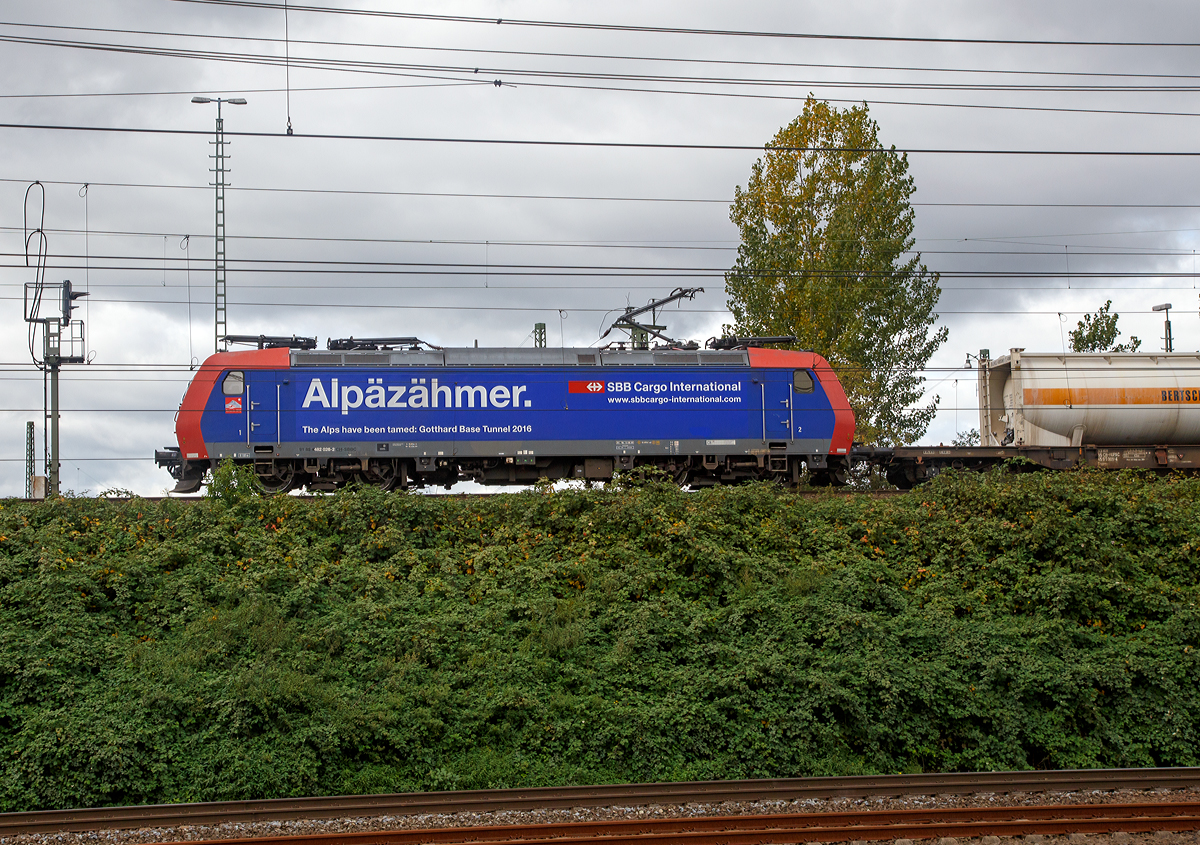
<box><xmin>3</xmin><ymin>0</ymin><xmax>1200</xmax><ymax>496</ymax></box>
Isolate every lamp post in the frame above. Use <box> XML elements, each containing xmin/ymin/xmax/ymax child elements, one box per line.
<box><xmin>1152</xmin><ymin>303</ymin><xmax>1173</xmax><ymax>352</ymax></box>
<box><xmin>192</xmin><ymin>96</ymin><xmax>247</xmax><ymax>353</ymax></box>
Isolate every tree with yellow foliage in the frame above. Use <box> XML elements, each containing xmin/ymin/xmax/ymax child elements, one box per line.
<box><xmin>726</xmin><ymin>97</ymin><xmax>947</xmax><ymax>445</ymax></box>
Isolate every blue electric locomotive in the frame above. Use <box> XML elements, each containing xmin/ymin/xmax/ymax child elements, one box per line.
<box><xmin>155</xmin><ymin>338</ymin><xmax>855</xmax><ymax>492</ymax></box>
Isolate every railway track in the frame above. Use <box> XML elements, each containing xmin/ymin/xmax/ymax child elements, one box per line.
<box><xmin>8</xmin><ymin>489</ymin><xmax>908</xmax><ymax>504</ymax></box>
<box><xmin>130</xmin><ymin>802</ymin><xmax>1200</xmax><ymax>845</ymax></box>
<box><xmin>3</xmin><ymin>769</ymin><xmax>1198</xmax><ymax>836</ymax></box>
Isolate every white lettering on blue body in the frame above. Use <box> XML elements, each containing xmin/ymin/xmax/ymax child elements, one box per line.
<box><xmin>303</xmin><ymin>379</ymin><xmax>330</xmax><ymax>408</ymax></box>
<box><xmin>300</xmin><ymin>378</ymin><xmax>533</xmax><ymax>410</ymax></box>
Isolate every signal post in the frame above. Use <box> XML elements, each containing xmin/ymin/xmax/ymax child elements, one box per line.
<box><xmin>24</xmin><ymin>280</ymin><xmax>87</xmax><ymax>496</ymax></box>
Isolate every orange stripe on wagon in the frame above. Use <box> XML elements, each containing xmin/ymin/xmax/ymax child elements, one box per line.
<box><xmin>1024</xmin><ymin>387</ymin><xmax>1200</xmax><ymax>405</ymax></box>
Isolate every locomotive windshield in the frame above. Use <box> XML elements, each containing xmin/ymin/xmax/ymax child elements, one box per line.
<box><xmin>793</xmin><ymin>370</ymin><xmax>814</xmax><ymax>393</ymax></box>
<box><xmin>222</xmin><ymin>371</ymin><xmax>244</xmax><ymax>395</ymax></box>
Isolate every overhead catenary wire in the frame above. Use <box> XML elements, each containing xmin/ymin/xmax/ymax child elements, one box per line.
<box><xmin>11</xmin><ymin>176</ymin><xmax>1200</xmax><ymax>210</ymax></box>
<box><xmin>6</xmin><ymin>222</ymin><xmax>1200</xmax><ymax>255</ymax></box>
<box><xmin>1</xmin><ymin>363</ymin><xmax>1195</xmax><ymax>374</ymax></box>
<box><xmin>10</xmin><ymin>30</ymin><xmax>1200</xmax><ymax>95</ymax></box>
<box><xmin>11</xmin><ymin>26</ymin><xmax>1200</xmax><ymax>123</ymax></box>
<box><xmin>163</xmin><ymin>0</ymin><xmax>1200</xmax><ymax>48</ymax></box>
<box><xmin>11</xmin><ymin>19</ymin><xmax>1200</xmax><ymax>83</ymax></box>
<box><xmin>4</xmin><ymin>78</ymin><xmax>1200</xmax><ymax>119</ymax></box>
<box><xmin>0</xmin><ymin>294</ymin><xmax>1186</xmax><ymax>315</ymax></box>
<box><xmin>6</xmin><ymin>364</ymin><xmax>1145</xmax><ymax>373</ymax></box>
<box><xmin>0</xmin><ymin>405</ymin><xmax>1170</xmax><ymax>415</ymax></box>
<box><xmin>7</xmin><ymin>18</ymin><xmax>1171</xmax><ymax>115</ymax></box>
<box><xmin>8</xmin><ymin>250</ymin><xmax>1200</xmax><ymax>277</ymax></box>
<box><xmin>11</xmin><ymin>230</ymin><xmax>1200</xmax><ymax>263</ymax></box>
<box><xmin>8</xmin><ymin>118</ymin><xmax>1200</xmax><ymax>155</ymax></box>
<box><xmin>0</xmin><ymin>80</ymin><xmax>478</xmax><ymax>100</ymax></box>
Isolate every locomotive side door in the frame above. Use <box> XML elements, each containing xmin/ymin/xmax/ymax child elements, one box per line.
<box><xmin>762</xmin><ymin>370</ymin><xmax>793</xmax><ymax>441</ymax></box>
<box><xmin>245</xmin><ymin>370</ymin><xmax>279</xmax><ymax>445</ymax></box>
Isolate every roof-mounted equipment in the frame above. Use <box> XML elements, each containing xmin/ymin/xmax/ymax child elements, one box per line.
<box><xmin>707</xmin><ymin>336</ymin><xmax>798</xmax><ymax>350</ymax></box>
<box><xmin>326</xmin><ymin>336</ymin><xmax>442</xmax><ymax>351</ymax></box>
<box><xmin>600</xmin><ymin>287</ymin><xmax>703</xmax><ymax>349</ymax></box>
<box><xmin>223</xmin><ymin>334</ymin><xmax>318</xmax><ymax>350</ymax></box>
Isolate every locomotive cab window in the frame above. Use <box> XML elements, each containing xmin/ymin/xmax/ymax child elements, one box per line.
<box><xmin>793</xmin><ymin>370</ymin><xmax>814</xmax><ymax>394</ymax></box>
<box><xmin>222</xmin><ymin>371</ymin><xmax>245</xmax><ymax>395</ymax></box>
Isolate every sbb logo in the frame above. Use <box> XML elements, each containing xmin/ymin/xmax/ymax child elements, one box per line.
<box><xmin>568</xmin><ymin>380</ymin><xmax>606</xmax><ymax>394</ymax></box>
<box><xmin>607</xmin><ymin>382</ymin><xmax>631</xmax><ymax>392</ymax></box>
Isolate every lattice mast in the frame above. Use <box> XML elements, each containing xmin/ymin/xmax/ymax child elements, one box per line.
<box><xmin>212</xmin><ymin>105</ymin><xmax>228</xmax><ymax>354</ymax></box>
<box><xmin>25</xmin><ymin>421</ymin><xmax>34</xmax><ymax>499</ymax></box>
<box><xmin>193</xmin><ymin>96</ymin><xmax>246</xmax><ymax>354</ymax></box>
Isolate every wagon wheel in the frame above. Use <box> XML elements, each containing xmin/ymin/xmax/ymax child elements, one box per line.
<box><xmin>255</xmin><ymin>461</ymin><xmax>296</xmax><ymax>495</ymax></box>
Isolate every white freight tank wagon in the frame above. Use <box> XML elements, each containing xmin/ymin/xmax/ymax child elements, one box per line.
<box><xmin>979</xmin><ymin>349</ymin><xmax>1200</xmax><ymax>447</ymax></box>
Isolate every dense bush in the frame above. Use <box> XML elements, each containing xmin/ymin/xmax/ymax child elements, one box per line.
<box><xmin>0</xmin><ymin>468</ymin><xmax>1197</xmax><ymax>810</ymax></box>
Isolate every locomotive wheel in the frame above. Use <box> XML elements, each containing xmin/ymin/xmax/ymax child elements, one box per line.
<box><xmin>364</xmin><ymin>459</ymin><xmax>403</xmax><ymax>491</ymax></box>
<box><xmin>255</xmin><ymin>461</ymin><xmax>296</xmax><ymax>495</ymax></box>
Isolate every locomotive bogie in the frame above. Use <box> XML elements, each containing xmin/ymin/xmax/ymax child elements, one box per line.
<box><xmin>182</xmin><ymin>451</ymin><xmax>848</xmax><ymax>494</ymax></box>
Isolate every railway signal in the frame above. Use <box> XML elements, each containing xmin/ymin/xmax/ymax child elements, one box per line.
<box><xmin>24</xmin><ymin>278</ymin><xmax>87</xmax><ymax>497</ymax></box>
<box><xmin>21</xmin><ymin>179</ymin><xmax>90</xmax><ymax>497</ymax></box>
<box><xmin>61</xmin><ymin>279</ymin><xmax>88</xmax><ymax>322</ymax></box>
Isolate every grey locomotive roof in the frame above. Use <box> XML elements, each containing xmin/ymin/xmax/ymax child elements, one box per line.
<box><xmin>290</xmin><ymin>347</ymin><xmax>751</xmax><ymax>368</ymax></box>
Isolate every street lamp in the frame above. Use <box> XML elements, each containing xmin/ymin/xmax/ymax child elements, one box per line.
<box><xmin>1152</xmin><ymin>303</ymin><xmax>1173</xmax><ymax>352</ymax></box>
<box><xmin>191</xmin><ymin>95</ymin><xmax>248</xmax><ymax>110</ymax></box>
<box><xmin>192</xmin><ymin>96</ymin><xmax>247</xmax><ymax>353</ymax></box>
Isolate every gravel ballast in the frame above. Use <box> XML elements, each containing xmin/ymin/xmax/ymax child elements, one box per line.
<box><xmin>3</xmin><ymin>788</ymin><xmax>1199</xmax><ymax>845</ymax></box>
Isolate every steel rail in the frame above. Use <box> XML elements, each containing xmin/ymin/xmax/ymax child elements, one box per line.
<box><xmin>6</xmin><ymin>489</ymin><xmax>908</xmax><ymax>504</ymax></box>
<box><xmin>124</xmin><ymin>802</ymin><xmax>1200</xmax><ymax>845</ymax></box>
<box><xmin>3</xmin><ymin>769</ymin><xmax>1199</xmax><ymax>835</ymax></box>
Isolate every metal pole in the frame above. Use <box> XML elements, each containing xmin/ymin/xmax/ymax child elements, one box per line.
<box><xmin>194</xmin><ymin>95</ymin><xmax>244</xmax><ymax>352</ymax></box>
<box><xmin>49</xmin><ymin>360</ymin><xmax>59</xmax><ymax>496</ymax></box>
<box><xmin>42</xmin><ymin>319</ymin><xmax>61</xmax><ymax>496</ymax></box>
<box><xmin>25</xmin><ymin>421</ymin><xmax>34</xmax><ymax>499</ymax></box>
<box><xmin>1152</xmin><ymin>303</ymin><xmax>1174</xmax><ymax>353</ymax></box>
<box><xmin>42</xmin><ymin>365</ymin><xmax>49</xmax><ymax>492</ymax></box>
<box><xmin>213</xmin><ymin>101</ymin><xmax>227</xmax><ymax>354</ymax></box>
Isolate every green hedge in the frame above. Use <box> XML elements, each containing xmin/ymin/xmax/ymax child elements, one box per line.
<box><xmin>0</xmin><ymin>468</ymin><xmax>1197</xmax><ymax>810</ymax></box>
